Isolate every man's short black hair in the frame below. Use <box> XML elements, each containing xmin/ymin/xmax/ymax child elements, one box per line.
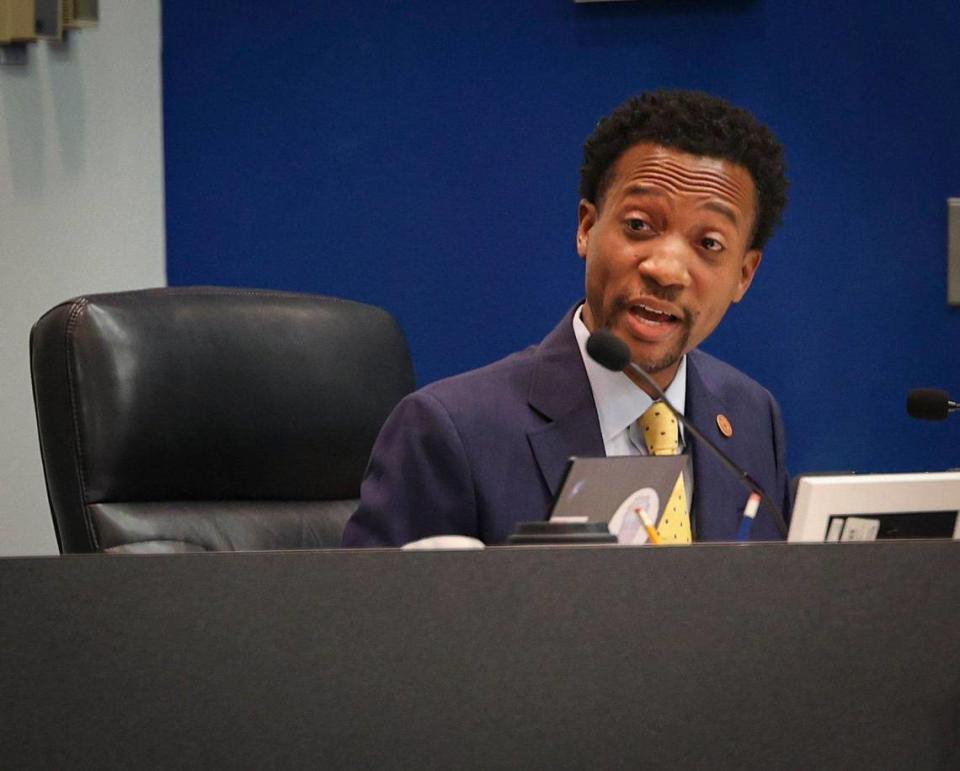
<box><xmin>579</xmin><ymin>90</ymin><xmax>788</xmax><ymax>250</ymax></box>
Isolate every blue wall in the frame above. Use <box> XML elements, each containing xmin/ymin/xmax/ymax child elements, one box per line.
<box><xmin>163</xmin><ymin>0</ymin><xmax>960</xmax><ymax>476</ymax></box>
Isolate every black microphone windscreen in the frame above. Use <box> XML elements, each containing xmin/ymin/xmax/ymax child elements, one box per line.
<box><xmin>586</xmin><ymin>330</ymin><xmax>631</xmax><ymax>371</ymax></box>
<box><xmin>906</xmin><ymin>388</ymin><xmax>950</xmax><ymax>421</ymax></box>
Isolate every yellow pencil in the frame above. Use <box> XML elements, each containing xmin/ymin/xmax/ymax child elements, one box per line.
<box><xmin>635</xmin><ymin>507</ymin><xmax>662</xmax><ymax>545</ymax></box>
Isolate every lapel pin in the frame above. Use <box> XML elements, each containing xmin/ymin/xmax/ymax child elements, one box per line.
<box><xmin>716</xmin><ymin>414</ymin><xmax>733</xmax><ymax>438</ymax></box>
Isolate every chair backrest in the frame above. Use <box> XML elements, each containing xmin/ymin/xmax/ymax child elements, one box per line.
<box><xmin>30</xmin><ymin>287</ymin><xmax>415</xmax><ymax>553</ymax></box>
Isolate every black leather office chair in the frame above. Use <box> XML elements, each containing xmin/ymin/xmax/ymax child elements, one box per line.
<box><xmin>30</xmin><ymin>287</ymin><xmax>415</xmax><ymax>553</ymax></box>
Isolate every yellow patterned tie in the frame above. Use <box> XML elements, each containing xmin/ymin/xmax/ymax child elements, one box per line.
<box><xmin>638</xmin><ymin>402</ymin><xmax>692</xmax><ymax>544</ymax></box>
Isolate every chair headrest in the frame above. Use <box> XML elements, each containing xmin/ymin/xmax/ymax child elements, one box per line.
<box><xmin>31</xmin><ymin>287</ymin><xmax>415</xmax><ymax>509</ymax></box>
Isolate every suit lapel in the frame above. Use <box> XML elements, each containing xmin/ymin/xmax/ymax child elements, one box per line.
<box><xmin>686</xmin><ymin>352</ymin><xmax>749</xmax><ymax>540</ymax></box>
<box><xmin>526</xmin><ymin>307</ymin><xmax>605</xmax><ymax>500</ymax></box>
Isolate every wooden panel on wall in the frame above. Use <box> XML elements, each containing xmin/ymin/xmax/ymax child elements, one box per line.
<box><xmin>0</xmin><ymin>0</ymin><xmax>36</xmax><ymax>43</ymax></box>
<box><xmin>64</xmin><ymin>0</ymin><xmax>97</xmax><ymax>29</ymax></box>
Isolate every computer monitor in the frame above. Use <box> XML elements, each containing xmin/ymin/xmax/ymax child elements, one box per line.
<box><xmin>788</xmin><ymin>471</ymin><xmax>960</xmax><ymax>543</ymax></box>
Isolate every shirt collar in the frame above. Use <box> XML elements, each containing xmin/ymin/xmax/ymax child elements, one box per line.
<box><xmin>573</xmin><ymin>304</ymin><xmax>687</xmax><ymax>443</ymax></box>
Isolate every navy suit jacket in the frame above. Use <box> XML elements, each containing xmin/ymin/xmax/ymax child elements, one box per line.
<box><xmin>342</xmin><ymin>307</ymin><xmax>791</xmax><ymax>546</ymax></box>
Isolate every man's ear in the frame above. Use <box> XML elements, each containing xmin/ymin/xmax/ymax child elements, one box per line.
<box><xmin>576</xmin><ymin>199</ymin><xmax>597</xmax><ymax>260</ymax></box>
<box><xmin>733</xmin><ymin>249</ymin><xmax>762</xmax><ymax>303</ymax></box>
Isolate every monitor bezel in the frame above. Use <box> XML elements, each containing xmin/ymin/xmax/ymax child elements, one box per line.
<box><xmin>788</xmin><ymin>471</ymin><xmax>960</xmax><ymax>543</ymax></box>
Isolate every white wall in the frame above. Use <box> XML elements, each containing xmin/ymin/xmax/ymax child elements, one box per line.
<box><xmin>0</xmin><ymin>1</ymin><xmax>166</xmax><ymax>555</ymax></box>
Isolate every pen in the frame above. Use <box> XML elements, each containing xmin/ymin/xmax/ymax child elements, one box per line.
<box><xmin>736</xmin><ymin>492</ymin><xmax>761</xmax><ymax>542</ymax></box>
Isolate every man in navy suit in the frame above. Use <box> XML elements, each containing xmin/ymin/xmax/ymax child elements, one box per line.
<box><xmin>343</xmin><ymin>90</ymin><xmax>791</xmax><ymax>547</ymax></box>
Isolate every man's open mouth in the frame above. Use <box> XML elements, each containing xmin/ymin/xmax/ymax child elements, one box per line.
<box><xmin>630</xmin><ymin>303</ymin><xmax>679</xmax><ymax>325</ymax></box>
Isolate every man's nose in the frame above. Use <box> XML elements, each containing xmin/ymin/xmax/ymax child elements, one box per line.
<box><xmin>637</xmin><ymin>235</ymin><xmax>693</xmax><ymax>288</ymax></box>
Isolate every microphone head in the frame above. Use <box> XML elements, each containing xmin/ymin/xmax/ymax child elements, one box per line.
<box><xmin>906</xmin><ymin>388</ymin><xmax>951</xmax><ymax>421</ymax></box>
<box><xmin>586</xmin><ymin>329</ymin><xmax>631</xmax><ymax>371</ymax></box>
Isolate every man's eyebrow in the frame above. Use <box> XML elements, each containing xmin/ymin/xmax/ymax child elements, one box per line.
<box><xmin>702</xmin><ymin>201</ymin><xmax>740</xmax><ymax>228</ymax></box>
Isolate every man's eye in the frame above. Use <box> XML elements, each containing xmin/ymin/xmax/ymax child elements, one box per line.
<box><xmin>626</xmin><ymin>218</ymin><xmax>651</xmax><ymax>232</ymax></box>
<box><xmin>702</xmin><ymin>237</ymin><xmax>725</xmax><ymax>252</ymax></box>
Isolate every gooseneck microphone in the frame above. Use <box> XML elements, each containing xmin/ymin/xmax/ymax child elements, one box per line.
<box><xmin>906</xmin><ymin>389</ymin><xmax>960</xmax><ymax>421</ymax></box>
<box><xmin>586</xmin><ymin>329</ymin><xmax>788</xmax><ymax>537</ymax></box>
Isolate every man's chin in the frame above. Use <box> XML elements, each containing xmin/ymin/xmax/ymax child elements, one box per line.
<box><xmin>625</xmin><ymin>335</ymin><xmax>688</xmax><ymax>375</ymax></box>
<box><xmin>635</xmin><ymin>351</ymin><xmax>681</xmax><ymax>374</ymax></box>
<box><xmin>621</xmin><ymin>344</ymin><xmax>684</xmax><ymax>395</ymax></box>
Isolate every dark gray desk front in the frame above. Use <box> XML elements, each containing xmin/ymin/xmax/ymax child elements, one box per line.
<box><xmin>1</xmin><ymin>542</ymin><xmax>959</xmax><ymax>769</ymax></box>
